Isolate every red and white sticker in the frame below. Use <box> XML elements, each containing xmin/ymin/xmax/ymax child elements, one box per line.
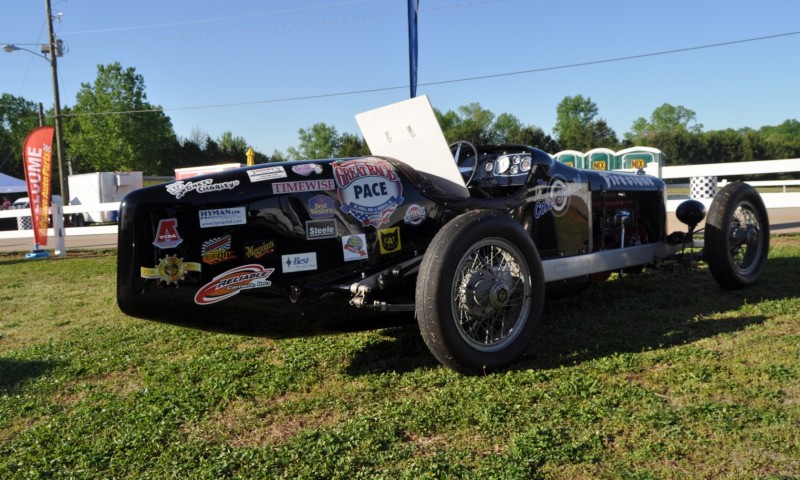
<box><xmin>194</xmin><ymin>264</ymin><xmax>275</xmax><ymax>305</ymax></box>
<box><xmin>153</xmin><ymin>218</ymin><xmax>183</xmax><ymax>249</ymax></box>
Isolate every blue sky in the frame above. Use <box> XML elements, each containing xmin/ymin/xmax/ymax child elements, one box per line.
<box><xmin>2</xmin><ymin>0</ymin><xmax>799</xmax><ymax>156</ymax></box>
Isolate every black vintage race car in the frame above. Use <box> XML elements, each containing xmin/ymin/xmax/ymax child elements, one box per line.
<box><xmin>117</xmin><ymin>96</ymin><xmax>770</xmax><ymax>374</ymax></box>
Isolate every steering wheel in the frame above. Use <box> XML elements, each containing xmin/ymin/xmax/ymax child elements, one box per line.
<box><xmin>449</xmin><ymin>141</ymin><xmax>479</xmax><ymax>186</ymax></box>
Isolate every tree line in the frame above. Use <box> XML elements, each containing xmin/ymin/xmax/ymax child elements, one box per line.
<box><xmin>2</xmin><ymin>62</ymin><xmax>799</xmax><ymax>190</ymax></box>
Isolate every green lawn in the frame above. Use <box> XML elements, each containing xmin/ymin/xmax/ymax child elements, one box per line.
<box><xmin>1</xmin><ymin>237</ymin><xmax>799</xmax><ymax>479</ymax></box>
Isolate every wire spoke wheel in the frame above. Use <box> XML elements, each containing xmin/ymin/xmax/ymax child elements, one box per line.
<box><xmin>416</xmin><ymin>210</ymin><xmax>544</xmax><ymax>374</ymax></box>
<box><xmin>452</xmin><ymin>239</ymin><xmax>531</xmax><ymax>352</ymax></box>
<box><xmin>726</xmin><ymin>202</ymin><xmax>763</xmax><ymax>275</ymax></box>
<box><xmin>705</xmin><ymin>182</ymin><xmax>770</xmax><ymax>289</ymax></box>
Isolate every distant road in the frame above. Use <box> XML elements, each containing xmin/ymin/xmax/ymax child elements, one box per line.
<box><xmin>1</xmin><ymin>208</ymin><xmax>798</xmax><ymax>254</ymax></box>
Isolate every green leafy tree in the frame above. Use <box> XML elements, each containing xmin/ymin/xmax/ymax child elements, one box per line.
<box><xmin>287</xmin><ymin>123</ymin><xmax>341</xmax><ymax>160</ymax></box>
<box><xmin>435</xmin><ymin>103</ymin><xmax>496</xmax><ymax>145</ymax></box>
<box><xmin>217</xmin><ymin>131</ymin><xmax>248</xmax><ymax>159</ymax></box>
<box><xmin>702</xmin><ymin>129</ymin><xmax>748</xmax><ymax>163</ymax></box>
<box><xmin>626</xmin><ymin>103</ymin><xmax>703</xmax><ymax>144</ymax></box>
<box><xmin>492</xmin><ymin>113</ymin><xmax>557</xmax><ymax>150</ymax></box>
<box><xmin>589</xmin><ymin>119</ymin><xmax>619</xmax><ymax>149</ymax></box>
<box><xmin>0</xmin><ymin>94</ymin><xmax>40</xmax><ymax>179</ymax></box>
<box><xmin>553</xmin><ymin>95</ymin><xmax>617</xmax><ymax>150</ymax></box>
<box><xmin>759</xmin><ymin>119</ymin><xmax>800</xmax><ymax>159</ymax></box>
<box><xmin>65</xmin><ymin>62</ymin><xmax>176</xmax><ymax>174</ymax></box>
<box><xmin>337</xmin><ymin>132</ymin><xmax>369</xmax><ymax>158</ymax></box>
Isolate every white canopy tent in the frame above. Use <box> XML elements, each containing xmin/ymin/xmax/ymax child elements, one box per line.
<box><xmin>0</xmin><ymin>172</ymin><xmax>27</xmax><ymax>194</ymax></box>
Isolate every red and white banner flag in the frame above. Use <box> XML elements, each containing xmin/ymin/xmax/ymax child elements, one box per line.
<box><xmin>22</xmin><ymin>126</ymin><xmax>55</xmax><ymax>247</ymax></box>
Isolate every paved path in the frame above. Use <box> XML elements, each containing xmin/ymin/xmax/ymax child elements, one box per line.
<box><xmin>1</xmin><ymin>208</ymin><xmax>798</xmax><ymax>254</ymax></box>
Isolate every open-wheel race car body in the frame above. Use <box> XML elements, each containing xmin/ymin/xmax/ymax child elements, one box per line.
<box><xmin>117</xmin><ymin>96</ymin><xmax>770</xmax><ymax>374</ymax></box>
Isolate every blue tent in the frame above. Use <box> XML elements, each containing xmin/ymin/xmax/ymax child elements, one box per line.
<box><xmin>0</xmin><ymin>172</ymin><xmax>27</xmax><ymax>194</ymax></box>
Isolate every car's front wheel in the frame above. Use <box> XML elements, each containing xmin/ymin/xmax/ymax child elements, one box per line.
<box><xmin>705</xmin><ymin>181</ymin><xmax>770</xmax><ymax>289</ymax></box>
<box><xmin>415</xmin><ymin>210</ymin><xmax>545</xmax><ymax>374</ymax></box>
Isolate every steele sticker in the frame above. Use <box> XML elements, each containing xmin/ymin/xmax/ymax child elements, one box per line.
<box><xmin>342</xmin><ymin>234</ymin><xmax>368</xmax><ymax>262</ymax></box>
<box><xmin>333</xmin><ymin>158</ymin><xmax>403</xmax><ymax>228</ymax></box>
<box><xmin>199</xmin><ymin>206</ymin><xmax>247</xmax><ymax>228</ymax></box>
<box><xmin>194</xmin><ymin>264</ymin><xmax>275</xmax><ymax>305</ymax></box>
<box><xmin>306</xmin><ymin>219</ymin><xmax>337</xmax><ymax>240</ymax></box>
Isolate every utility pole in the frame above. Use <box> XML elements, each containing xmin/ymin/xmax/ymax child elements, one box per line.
<box><xmin>45</xmin><ymin>0</ymin><xmax>69</xmax><ymax>204</ymax></box>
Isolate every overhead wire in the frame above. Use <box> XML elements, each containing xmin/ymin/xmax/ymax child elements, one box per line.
<box><xmin>59</xmin><ymin>0</ymin><xmax>501</xmax><ymax>45</ymax></box>
<box><xmin>57</xmin><ymin>30</ymin><xmax>800</xmax><ymax>119</ymax></box>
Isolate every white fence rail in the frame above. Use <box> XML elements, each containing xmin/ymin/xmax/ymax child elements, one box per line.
<box><xmin>661</xmin><ymin>158</ymin><xmax>800</xmax><ymax>211</ymax></box>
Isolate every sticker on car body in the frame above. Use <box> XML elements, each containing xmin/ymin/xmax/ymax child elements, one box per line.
<box><xmin>198</xmin><ymin>207</ymin><xmax>247</xmax><ymax>228</ymax></box>
<box><xmin>281</xmin><ymin>252</ymin><xmax>318</xmax><ymax>273</ymax></box>
<box><xmin>165</xmin><ymin>179</ymin><xmax>240</xmax><ymax>199</ymax></box>
<box><xmin>378</xmin><ymin>227</ymin><xmax>401</xmax><ymax>254</ymax></box>
<box><xmin>141</xmin><ymin>256</ymin><xmax>202</xmax><ymax>285</ymax></box>
<box><xmin>194</xmin><ymin>264</ymin><xmax>275</xmax><ymax>305</ymax></box>
<box><xmin>306</xmin><ymin>219</ymin><xmax>337</xmax><ymax>240</ymax></box>
<box><xmin>152</xmin><ymin>218</ymin><xmax>183</xmax><ymax>249</ymax></box>
<box><xmin>342</xmin><ymin>234</ymin><xmax>368</xmax><ymax>261</ymax></box>
<box><xmin>201</xmin><ymin>235</ymin><xmax>236</xmax><ymax>265</ymax></box>
<box><xmin>272</xmin><ymin>179</ymin><xmax>335</xmax><ymax>194</ymax></box>
<box><xmin>333</xmin><ymin>158</ymin><xmax>404</xmax><ymax>228</ymax></box>
<box><xmin>247</xmin><ymin>166</ymin><xmax>287</xmax><ymax>183</ymax></box>
<box><xmin>308</xmin><ymin>194</ymin><xmax>336</xmax><ymax>219</ymax></box>
<box><xmin>244</xmin><ymin>240</ymin><xmax>276</xmax><ymax>259</ymax></box>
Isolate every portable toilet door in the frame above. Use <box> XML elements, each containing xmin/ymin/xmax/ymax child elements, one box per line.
<box><xmin>553</xmin><ymin>150</ymin><xmax>585</xmax><ymax>169</ymax></box>
<box><xmin>584</xmin><ymin>148</ymin><xmax>617</xmax><ymax>171</ymax></box>
<box><xmin>616</xmin><ymin>146</ymin><xmax>665</xmax><ymax>177</ymax></box>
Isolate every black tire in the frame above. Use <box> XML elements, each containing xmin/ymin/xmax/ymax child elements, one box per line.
<box><xmin>704</xmin><ymin>182</ymin><xmax>769</xmax><ymax>290</ymax></box>
<box><xmin>415</xmin><ymin>210</ymin><xmax>545</xmax><ymax>374</ymax></box>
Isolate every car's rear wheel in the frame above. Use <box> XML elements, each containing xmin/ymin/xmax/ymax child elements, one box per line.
<box><xmin>415</xmin><ymin>210</ymin><xmax>545</xmax><ymax>374</ymax></box>
<box><xmin>704</xmin><ymin>182</ymin><xmax>769</xmax><ymax>289</ymax></box>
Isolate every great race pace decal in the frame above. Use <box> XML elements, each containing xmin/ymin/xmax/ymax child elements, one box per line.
<box><xmin>333</xmin><ymin>158</ymin><xmax>403</xmax><ymax>228</ymax></box>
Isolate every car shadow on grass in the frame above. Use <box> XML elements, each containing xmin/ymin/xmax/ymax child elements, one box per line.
<box><xmin>345</xmin><ymin>255</ymin><xmax>799</xmax><ymax>376</ymax></box>
<box><xmin>0</xmin><ymin>358</ymin><xmax>57</xmax><ymax>393</ymax></box>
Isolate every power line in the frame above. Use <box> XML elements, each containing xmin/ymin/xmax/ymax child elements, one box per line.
<box><xmin>59</xmin><ymin>0</ymin><xmax>501</xmax><ymax>45</ymax></box>
<box><xmin>60</xmin><ymin>0</ymin><xmax>378</xmax><ymax>35</ymax></box>
<box><xmin>57</xmin><ymin>30</ymin><xmax>800</xmax><ymax>120</ymax></box>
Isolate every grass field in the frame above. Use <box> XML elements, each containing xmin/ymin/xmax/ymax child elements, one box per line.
<box><xmin>1</xmin><ymin>236</ymin><xmax>799</xmax><ymax>479</ymax></box>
